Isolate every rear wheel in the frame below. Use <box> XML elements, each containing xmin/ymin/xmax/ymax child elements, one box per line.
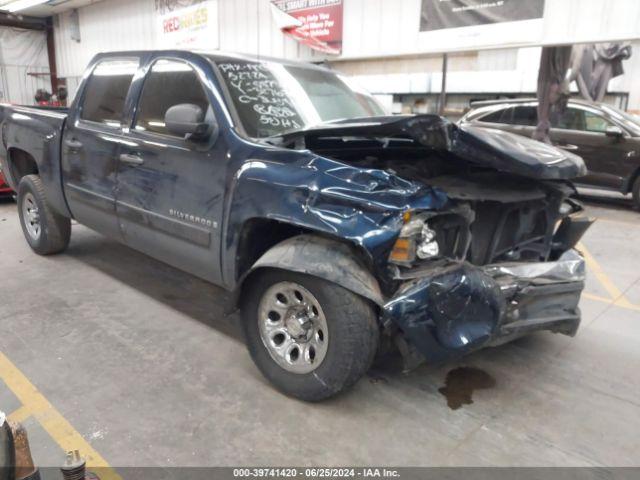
<box><xmin>242</xmin><ymin>270</ymin><xmax>379</xmax><ymax>401</ymax></box>
<box><xmin>632</xmin><ymin>177</ymin><xmax>640</xmax><ymax>210</ymax></box>
<box><xmin>17</xmin><ymin>175</ymin><xmax>71</xmax><ymax>255</ymax></box>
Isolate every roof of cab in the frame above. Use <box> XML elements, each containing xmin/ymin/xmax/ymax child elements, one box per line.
<box><xmin>92</xmin><ymin>49</ymin><xmax>330</xmax><ymax>72</ymax></box>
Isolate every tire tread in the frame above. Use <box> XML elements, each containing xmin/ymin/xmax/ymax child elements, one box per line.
<box><xmin>18</xmin><ymin>174</ymin><xmax>71</xmax><ymax>255</ymax></box>
<box><xmin>242</xmin><ymin>269</ymin><xmax>379</xmax><ymax>401</ymax></box>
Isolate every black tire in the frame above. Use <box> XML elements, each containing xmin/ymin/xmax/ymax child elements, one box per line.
<box><xmin>242</xmin><ymin>269</ymin><xmax>379</xmax><ymax>401</ymax></box>
<box><xmin>17</xmin><ymin>174</ymin><xmax>71</xmax><ymax>255</ymax></box>
<box><xmin>633</xmin><ymin>177</ymin><xmax>640</xmax><ymax>211</ymax></box>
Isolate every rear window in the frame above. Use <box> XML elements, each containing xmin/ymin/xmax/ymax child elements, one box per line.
<box><xmin>480</xmin><ymin>107</ymin><xmax>513</xmax><ymax>124</ymax></box>
<box><xmin>81</xmin><ymin>59</ymin><xmax>139</xmax><ymax>127</ymax></box>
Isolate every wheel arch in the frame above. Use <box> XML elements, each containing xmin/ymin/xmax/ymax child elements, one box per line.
<box><xmin>234</xmin><ymin>233</ymin><xmax>386</xmax><ymax>313</ymax></box>
<box><xmin>6</xmin><ymin>148</ymin><xmax>39</xmax><ymax>188</ymax></box>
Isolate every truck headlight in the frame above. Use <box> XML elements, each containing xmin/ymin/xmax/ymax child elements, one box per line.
<box><xmin>416</xmin><ymin>223</ymin><xmax>439</xmax><ymax>259</ymax></box>
<box><xmin>389</xmin><ymin>216</ymin><xmax>440</xmax><ymax>265</ymax></box>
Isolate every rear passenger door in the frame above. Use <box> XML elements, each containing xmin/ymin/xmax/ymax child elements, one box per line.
<box><xmin>62</xmin><ymin>58</ymin><xmax>139</xmax><ymax>238</ymax></box>
<box><xmin>115</xmin><ymin>58</ymin><xmax>227</xmax><ymax>284</ymax></box>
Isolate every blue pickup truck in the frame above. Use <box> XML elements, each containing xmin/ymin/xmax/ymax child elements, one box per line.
<box><xmin>0</xmin><ymin>50</ymin><xmax>591</xmax><ymax>401</ymax></box>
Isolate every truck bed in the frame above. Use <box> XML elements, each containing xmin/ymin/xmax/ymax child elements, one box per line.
<box><xmin>0</xmin><ymin>103</ymin><xmax>70</xmax><ymax>217</ymax></box>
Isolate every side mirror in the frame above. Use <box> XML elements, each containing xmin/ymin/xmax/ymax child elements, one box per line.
<box><xmin>605</xmin><ymin>125</ymin><xmax>624</xmax><ymax>139</ymax></box>
<box><xmin>164</xmin><ymin>103</ymin><xmax>214</xmax><ymax>141</ymax></box>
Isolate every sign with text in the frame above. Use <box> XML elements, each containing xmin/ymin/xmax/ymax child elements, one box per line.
<box><xmin>157</xmin><ymin>0</ymin><xmax>218</xmax><ymax>49</ymax></box>
<box><xmin>271</xmin><ymin>0</ymin><xmax>343</xmax><ymax>55</ymax></box>
<box><xmin>420</xmin><ymin>0</ymin><xmax>545</xmax><ymax>32</ymax></box>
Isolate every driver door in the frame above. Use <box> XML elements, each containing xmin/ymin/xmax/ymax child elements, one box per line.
<box><xmin>115</xmin><ymin>58</ymin><xmax>227</xmax><ymax>284</ymax></box>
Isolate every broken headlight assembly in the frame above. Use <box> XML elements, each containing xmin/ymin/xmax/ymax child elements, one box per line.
<box><xmin>389</xmin><ymin>207</ymin><xmax>474</xmax><ymax>267</ymax></box>
<box><xmin>389</xmin><ymin>213</ymin><xmax>441</xmax><ymax>266</ymax></box>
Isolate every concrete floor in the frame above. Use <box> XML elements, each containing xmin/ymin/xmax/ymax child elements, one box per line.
<box><xmin>0</xmin><ymin>191</ymin><xmax>639</xmax><ymax>468</ymax></box>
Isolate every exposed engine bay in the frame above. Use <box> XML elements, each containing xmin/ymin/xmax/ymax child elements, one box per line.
<box><xmin>273</xmin><ymin>115</ymin><xmax>590</xmax><ymax>268</ymax></box>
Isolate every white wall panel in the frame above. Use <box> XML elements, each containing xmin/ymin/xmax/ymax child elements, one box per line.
<box><xmin>54</xmin><ymin>0</ymin><xmax>156</xmax><ymax>78</ymax></box>
<box><xmin>542</xmin><ymin>0</ymin><xmax>640</xmax><ymax>46</ymax></box>
<box><xmin>340</xmin><ymin>0</ymin><xmax>640</xmax><ymax>59</ymax></box>
<box><xmin>52</xmin><ymin>0</ymin><xmax>640</xmax><ymax>110</ymax></box>
<box><xmin>54</xmin><ymin>0</ymin><xmax>321</xmax><ymax>80</ymax></box>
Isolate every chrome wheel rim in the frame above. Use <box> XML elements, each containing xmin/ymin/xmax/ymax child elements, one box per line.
<box><xmin>258</xmin><ymin>281</ymin><xmax>329</xmax><ymax>374</ymax></box>
<box><xmin>22</xmin><ymin>193</ymin><xmax>41</xmax><ymax>241</ymax></box>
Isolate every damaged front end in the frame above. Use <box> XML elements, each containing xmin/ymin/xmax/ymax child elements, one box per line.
<box><xmin>384</xmin><ymin>249</ymin><xmax>586</xmax><ymax>365</ymax></box>
<box><xmin>380</xmin><ymin>189</ymin><xmax>591</xmax><ymax>365</ymax></box>
<box><xmin>273</xmin><ymin>115</ymin><xmax>593</xmax><ymax>365</ymax></box>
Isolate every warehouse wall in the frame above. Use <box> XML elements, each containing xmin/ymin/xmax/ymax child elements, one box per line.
<box><xmin>54</xmin><ymin>0</ymin><xmax>322</xmax><ymax>98</ymax></box>
<box><xmin>53</xmin><ymin>0</ymin><xmax>640</xmax><ymax>110</ymax></box>
<box><xmin>54</xmin><ymin>0</ymin><xmax>156</xmax><ymax>79</ymax></box>
<box><xmin>340</xmin><ymin>0</ymin><xmax>640</xmax><ymax>59</ymax></box>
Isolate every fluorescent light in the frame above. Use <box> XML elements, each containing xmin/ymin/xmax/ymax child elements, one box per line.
<box><xmin>2</xmin><ymin>0</ymin><xmax>49</xmax><ymax>13</ymax></box>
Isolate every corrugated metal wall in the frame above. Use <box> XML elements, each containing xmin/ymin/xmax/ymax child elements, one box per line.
<box><xmin>54</xmin><ymin>0</ymin><xmax>157</xmax><ymax>81</ymax></box>
<box><xmin>217</xmin><ymin>0</ymin><xmax>318</xmax><ymax>61</ymax></box>
<box><xmin>53</xmin><ymin>0</ymin><xmax>640</xmax><ymax>108</ymax></box>
<box><xmin>340</xmin><ymin>0</ymin><xmax>640</xmax><ymax>58</ymax></box>
<box><xmin>54</xmin><ymin>0</ymin><xmax>322</xmax><ymax>99</ymax></box>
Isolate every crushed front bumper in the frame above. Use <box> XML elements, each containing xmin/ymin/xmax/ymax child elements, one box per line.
<box><xmin>383</xmin><ymin>249</ymin><xmax>585</xmax><ymax>363</ymax></box>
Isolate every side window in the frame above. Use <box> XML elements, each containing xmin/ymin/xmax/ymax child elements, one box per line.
<box><xmin>134</xmin><ymin>59</ymin><xmax>211</xmax><ymax>137</ymax></box>
<box><xmin>584</xmin><ymin>110</ymin><xmax>614</xmax><ymax>133</ymax></box>
<box><xmin>480</xmin><ymin>107</ymin><xmax>513</xmax><ymax>124</ymax></box>
<box><xmin>511</xmin><ymin>106</ymin><xmax>537</xmax><ymax>126</ymax></box>
<box><xmin>553</xmin><ymin>108</ymin><xmax>585</xmax><ymax>131</ymax></box>
<box><xmin>81</xmin><ymin>59</ymin><xmax>138</xmax><ymax>126</ymax></box>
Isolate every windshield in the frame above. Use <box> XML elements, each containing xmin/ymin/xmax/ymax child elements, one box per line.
<box><xmin>601</xmin><ymin>104</ymin><xmax>640</xmax><ymax>136</ymax></box>
<box><xmin>214</xmin><ymin>59</ymin><xmax>386</xmax><ymax>138</ymax></box>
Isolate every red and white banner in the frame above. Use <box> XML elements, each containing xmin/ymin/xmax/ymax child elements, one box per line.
<box><xmin>157</xmin><ymin>0</ymin><xmax>219</xmax><ymax>50</ymax></box>
<box><xmin>270</xmin><ymin>0</ymin><xmax>343</xmax><ymax>55</ymax></box>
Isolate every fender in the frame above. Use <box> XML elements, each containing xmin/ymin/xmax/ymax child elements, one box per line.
<box><xmin>1</xmin><ymin>107</ymin><xmax>72</xmax><ymax>217</ymax></box>
<box><xmin>239</xmin><ymin>234</ymin><xmax>385</xmax><ymax>308</ymax></box>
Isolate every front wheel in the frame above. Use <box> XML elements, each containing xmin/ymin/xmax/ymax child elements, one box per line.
<box><xmin>17</xmin><ymin>175</ymin><xmax>71</xmax><ymax>255</ymax></box>
<box><xmin>242</xmin><ymin>270</ymin><xmax>379</xmax><ymax>401</ymax></box>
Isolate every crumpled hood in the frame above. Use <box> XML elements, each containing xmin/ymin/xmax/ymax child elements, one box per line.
<box><xmin>276</xmin><ymin>115</ymin><xmax>586</xmax><ymax>180</ymax></box>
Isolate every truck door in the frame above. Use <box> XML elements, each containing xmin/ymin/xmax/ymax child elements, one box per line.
<box><xmin>61</xmin><ymin>58</ymin><xmax>139</xmax><ymax>238</ymax></box>
<box><xmin>115</xmin><ymin>58</ymin><xmax>228</xmax><ymax>285</ymax></box>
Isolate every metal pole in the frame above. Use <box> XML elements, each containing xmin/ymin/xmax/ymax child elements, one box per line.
<box><xmin>438</xmin><ymin>53</ymin><xmax>448</xmax><ymax>116</ymax></box>
<box><xmin>46</xmin><ymin>17</ymin><xmax>59</xmax><ymax>95</ymax></box>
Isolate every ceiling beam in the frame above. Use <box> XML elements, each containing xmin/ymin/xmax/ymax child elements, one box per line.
<box><xmin>0</xmin><ymin>11</ymin><xmax>47</xmax><ymax>30</ymax></box>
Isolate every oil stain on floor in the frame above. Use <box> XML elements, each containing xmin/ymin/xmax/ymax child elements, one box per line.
<box><xmin>438</xmin><ymin>366</ymin><xmax>496</xmax><ymax>410</ymax></box>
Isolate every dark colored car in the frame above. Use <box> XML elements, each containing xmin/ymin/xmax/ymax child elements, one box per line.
<box><xmin>460</xmin><ymin>98</ymin><xmax>640</xmax><ymax>208</ymax></box>
<box><xmin>0</xmin><ymin>51</ymin><xmax>591</xmax><ymax>401</ymax></box>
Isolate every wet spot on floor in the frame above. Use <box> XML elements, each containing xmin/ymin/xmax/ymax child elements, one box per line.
<box><xmin>438</xmin><ymin>366</ymin><xmax>496</xmax><ymax>410</ymax></box>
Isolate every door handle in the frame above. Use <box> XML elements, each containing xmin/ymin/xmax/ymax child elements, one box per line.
<box><xmin>119</xmin><ymin>153</ymin><xmax>144</xmax><ymax>166</ymax></box>
<box><xmin>558</xmin><ymin>144</ymin><xmax>579</xmax><ymax>151</ymax></box>
<box><xmin>64</xmin><ymin>139</ymin><xmax>83</xmax><ymax>150</ymax></box>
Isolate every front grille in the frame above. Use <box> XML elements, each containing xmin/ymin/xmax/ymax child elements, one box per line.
<box><xmin>468</xmin><ymin>200</ymin><xmax>558</xmax><ymax>265</ymax></box>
